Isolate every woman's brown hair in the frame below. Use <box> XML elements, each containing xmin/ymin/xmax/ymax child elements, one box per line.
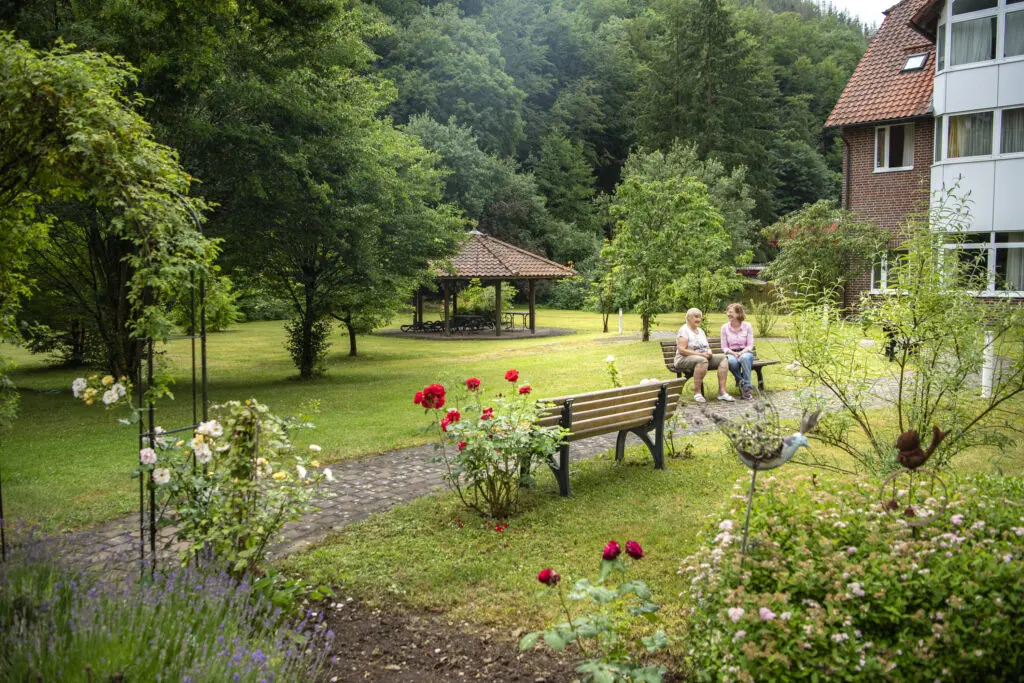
<box><xmin>726</xmin><ymin>303</ymin><xmax>745</xmax><ymax>322</ymax></box>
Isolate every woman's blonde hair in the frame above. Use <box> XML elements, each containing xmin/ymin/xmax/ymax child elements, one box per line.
<box><xmin>726</xmin><ymin>303</ymin><xmax>745</xmax><ymax>322</ymax></box>
<box><xmin>685</xmin><ymin>308</ymin><xmax>703</xmax><ymax>321</ymax></box>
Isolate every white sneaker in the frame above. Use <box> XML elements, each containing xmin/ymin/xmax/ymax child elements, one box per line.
<box><xmin>693</xmin><ymin>394</ymin><xmax>706</xmax><ymax>404</ymax></box>
<box><xmin>717</xmin><ymin>393</ymin><xmax>735</xmax><ymax>402</ymax></box>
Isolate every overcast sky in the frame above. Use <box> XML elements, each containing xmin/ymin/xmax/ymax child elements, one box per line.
<box><xmin>829</xmin><ymin>0</ymin><xmax>896</xmax><ymax>27</ymax></box>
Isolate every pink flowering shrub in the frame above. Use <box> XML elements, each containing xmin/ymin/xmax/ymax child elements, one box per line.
<box><xmin>681</xmin><ymin>474</ymin><xmax>1024</xmax><ymax>681</ymax></box>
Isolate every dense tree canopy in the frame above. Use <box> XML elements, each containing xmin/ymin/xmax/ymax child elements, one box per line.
<box><xmin>1</xmin><ymin>0</ymin><xmax>872</xmax><ymax>366</ymax></box>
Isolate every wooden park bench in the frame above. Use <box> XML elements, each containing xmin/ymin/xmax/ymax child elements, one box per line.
<box><xmin>536</xmin><ymin>379</ymin><xmax>684</xmax><ymax>497</ymax></box>
<box><xmin>659</xmin><ymin>338</ymin><xmax>779</xmax><ymax>394</ymax></box>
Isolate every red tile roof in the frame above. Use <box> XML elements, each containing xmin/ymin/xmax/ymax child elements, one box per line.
<box><xmin>438</xmin><ymin>231</ymin><xmax>576</xmax><ymax>279</ymax></box>
<box><xmin>826</xmin><ymin>0</ymin><xmax>936</xmax><ymax>128</ymax></box>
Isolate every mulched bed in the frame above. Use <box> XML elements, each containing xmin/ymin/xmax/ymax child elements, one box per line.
<box><xmin>317</xmin><ymin>596</ymin><xmax>580</xmax><ymax>682</ymax></box>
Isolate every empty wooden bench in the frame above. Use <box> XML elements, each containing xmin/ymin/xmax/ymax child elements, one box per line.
<box><xmin>659</xmin><ymin>338</ymin><xmax>778</xmax><ymax>393</ymax></box>
<box><xmin>536</xmin><ymin>379</ymin><xmax>684</xmax><ymax>497</ymax></box>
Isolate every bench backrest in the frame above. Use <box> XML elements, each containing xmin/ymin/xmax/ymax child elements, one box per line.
<box><xmin>537</xmin><ymin>379</ymin><xmax>684</xmax><ymax>442</ymax></box>
<box><xmin>660</xmin><ymin>338</ymin><xmax>761</xmax><ymax>371</ymax></box>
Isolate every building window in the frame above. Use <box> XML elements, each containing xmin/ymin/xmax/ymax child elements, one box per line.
<box><xmin>1003</xmin><ymin>108</ymin><xmax>1024</xmax><ymax>153</ymax></box>
<box><xmin>875</xmin><ymin>124</ymin><xmax>914</xmax><ymax>170</ymax></box>
<box><xmin>946</xmin><ymin>231</ymin><xmax>1024</xmax><ymax>294</ymax></box>
<box><xmin>947</xmin><ymin>112</ymin><xmax>993</xmax><ymax>157</ymax></box>
<box><xmin>938</xmin><ymin>23</ymin><xmax>947</xmax><ymax>70</ymax></box>
<box><xmin>871</xmin><ymin>251</ymin><xmax>905</xmax><ymax>292</ymax></box>
<box><xmin>934</xmin><ymin>118</ymin><xmax>943</xmax><ymax>162</ymax></box>
<box><xmin>1007</xmin><ymin>8</ymin><xmax>1024</xmax><ymax>57</ymax></box>
<box><xmin>951</xmin><ymin>16</ymin><xmax>997</xmax><ymax>65</ymax></box>
<box><xmin>902</xmin><ymin>53</ymin><xmax>929</xmax><ymax>71</ymax></box>
<box><xmin>953</xmin><ymin>0</ymin><xmax>996</xmax><ymax>14</ymax></box>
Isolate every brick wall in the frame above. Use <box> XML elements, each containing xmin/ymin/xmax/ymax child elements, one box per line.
<box><xmin>840</xmin><ymin>118</ymin><xmax>934</xmax><ymax>307</ymax></box>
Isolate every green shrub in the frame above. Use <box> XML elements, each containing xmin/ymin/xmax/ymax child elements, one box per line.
<box><xmin>681</xmin><ymin>474</ymin><xmax>1024</xmax><ymax>681</ymax></box>
<box><xmin>458</xmin><ymin>278</ymin><xmax>517</xmax><ymax>316</ymax></box>
<box><xmin>749</xmin><ymin>299</ymin><xmax>779</xmax><ymax>338</ymax></box>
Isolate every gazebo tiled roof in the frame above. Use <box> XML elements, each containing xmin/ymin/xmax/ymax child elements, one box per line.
<box><xmin>825</xmin><ymin>0</ymin><xmax>935</xmax><ymax>128</ymax></box>
<box><xmin>440</xmin><ymin>230</ymin><xmax>576</xmax><ymax>280</ymax></box>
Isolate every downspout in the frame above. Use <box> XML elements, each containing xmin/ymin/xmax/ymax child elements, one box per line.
<box><xmin>841</xmin><ymin>130</ymin><xmax>852</xmax><ymax>211</ymax></box>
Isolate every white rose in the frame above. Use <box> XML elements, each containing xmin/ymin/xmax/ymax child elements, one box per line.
<box><xmin>152</xmin><ymin>468</ymin><xmax>171</xmax><ymax>485</ymax></box>
<box><xmin>72</xmin><ymin>378</ymin><xmax>87</xmax><ymax>398</ymax></box>
<box><xmin>296</xmin><ymin>465</ymin><xmax>307</xmax><ymax>480</ymax></box>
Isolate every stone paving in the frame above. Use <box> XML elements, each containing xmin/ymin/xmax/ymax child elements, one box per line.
<box><xmin>46</xmin><ymin>378</ymin><xmax>870</xmax><ymax>574</ymax></box>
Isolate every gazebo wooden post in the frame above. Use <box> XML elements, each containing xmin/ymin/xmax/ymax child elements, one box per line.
<box><xmin>494</xmin><ymin>280</ymin><xmax>502</xmax><ymax>337</ymax></box>
<box><xmin>528</xmin><ymin>279</ymin><xmax>536</xmax><ymax>334</ymax></box>
<box><xmin>452</xmin><ymin>286</ymin><xmax>458</xmax><ymax>317</ymax></box>
<box><xmin>416</xmin><ymin>288</ymin><xmax>424</xmax><ymax>326</ymax></box>
<box><xmin>442</xmin><ymin>281</ymin><xmax>451</xmax><ymax>336</ymax></box>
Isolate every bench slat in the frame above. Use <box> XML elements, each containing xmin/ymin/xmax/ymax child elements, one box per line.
<box><xmin>568</xmin><ymin>407</ymin><xmax>656</xmax><ymax>436</ymax></box>
<box><xmin>546</xmin><ymin>379</ymin><xmax>683</xmax><ymax>406</ymax></box>
<box><xmin>570</xmin><ymin>396</ymin><xmax>665</xmax><ymax>425</ymax></box>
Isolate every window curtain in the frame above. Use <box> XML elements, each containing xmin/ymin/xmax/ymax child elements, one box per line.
<box><xmin>1003</xmin><ymin>108</ymin><xmax>1024</xmax><ymax>154</ymax></box>
<box><xmin>1004</xmin><ymin>248</ymin><xmax>1024</xmax><ymax>290</ymax></box>
<box><xmin>948</xmin><ymin>112</ymin><xmax>993</xmax><ymax>157</ymax></box>
<box><xmin>1006</xmin><ymin>10</ymin><xmax>1024</xmax><ymax>58</ymax></box>
<box><xmin>951</xmin><ymin>17</ymin><xmax>995</xmax><ymax>65</ymax></box>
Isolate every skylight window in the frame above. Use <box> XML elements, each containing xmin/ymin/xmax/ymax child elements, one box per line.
<box><xmin>902</xmin><ymin>53</ymin><xmax>928</xmax><ymax>71</ymax></box>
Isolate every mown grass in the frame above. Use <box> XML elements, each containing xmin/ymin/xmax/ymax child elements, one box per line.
<box><xmin>1</xmin><ymin>309</ymin><xmax>795</xmax><ymax>530</ymax></box>
<box><xmin>282</xmin><ymin>405</ymin><xmax>1024</xmax><ymax>634</ymax></box>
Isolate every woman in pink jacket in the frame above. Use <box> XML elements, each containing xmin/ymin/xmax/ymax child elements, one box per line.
<box><xmin>720</xmin><ymin>303</ymin><xmax>755</xmax><ymax>400</ymax></box>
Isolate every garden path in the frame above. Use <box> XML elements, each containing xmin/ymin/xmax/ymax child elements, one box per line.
<box><xmin>56</xmin><ymin>378</ymin><xmax>884</xmax><ymax>574</ymax></box>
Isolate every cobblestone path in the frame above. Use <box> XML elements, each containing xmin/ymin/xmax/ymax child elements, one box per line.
<box><xmin>48</xmin><ymin>377</ymin><xmax>898</xmax><ymax>573</ymax></box>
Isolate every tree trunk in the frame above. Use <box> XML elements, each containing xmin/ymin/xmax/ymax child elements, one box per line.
<box><xmin>346</xmin><ymin>314</ymin><xmax>357</xmax><ymax>357</ymax></box>
<box><xmin>298</xmin><ymin>284</ymin><xmax>318</xmax><ymax>379</ymax></box>
<box><xmin>602</xmin><ymin>313</ymin><xmax>609</xmax><ymax>333</ymax></box>
<box><xmin>641</xmin><ymin>313</ymin><xmax>650</xmax><ymax>342</ymax></box>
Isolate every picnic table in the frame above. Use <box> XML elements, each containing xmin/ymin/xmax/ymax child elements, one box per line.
<box><xmin>502</xmin><ymin>311</ymin><xmax>529</xmax><ymax>331</ymax></box>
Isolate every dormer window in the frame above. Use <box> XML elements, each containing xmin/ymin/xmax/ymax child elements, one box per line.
<box><xmin>902</xmin><ymin>53</ymin><xmax>929</xmax><ymax>71</ymax></box>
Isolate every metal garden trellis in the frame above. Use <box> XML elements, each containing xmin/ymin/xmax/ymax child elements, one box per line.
<box><xmin>136</xmin><ymin>198</ymin><xmax>209</xmax><ymax>577</ymax></box>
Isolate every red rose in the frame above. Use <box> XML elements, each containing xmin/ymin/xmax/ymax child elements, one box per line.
<box><xmin>537</xmin><ymin>568</ymin><xmax>560</xmax><ymax>586</ymax></box>
<box><xmin>421</xmin><ymin>384</ymin><xmax>446</xmax><ymax>410</ymax></box>
<box><xmin>518</xmin><ymin>385</ymin><xmax>531</xmax><ymax>395</ymax></box>
<box><xmin>481</xmin><ymin>407</ymin><xmax>494</xmax><ymax>420</ymax></box>
<box><xmin>457</xmin><ymin>441</ymin><xmax>467</xmax><ymax>451</ymax></box>
<box><xmin>625</xmin><ymin>540</ymin><xmax>644</xmax><ymax>560</ymax></box>
<box><xmin>466</xmin><ymin>378</ymin><xmax>481</xmax><ymax>391</ymax></box>
<box><xmin>505</xmin><ymin>369</ymin><xmax>519</xmax><ymax>382</ymax></box>
<box><xmin>602</xmin><ymin>540</ymin><xmax>621</xmax><ymax>561</ymax></box>
<box><xmin>441</xmin><ymin>409</ymin><xmax>461</xmax><ymax>431</ymax></box>
<box><xmin>413</xmin><ymin>391</ymin><xmax>424</xmax><ymax>405</ymax></box>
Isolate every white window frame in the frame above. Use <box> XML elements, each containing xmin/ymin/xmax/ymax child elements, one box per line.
<box><xmin>875</xmin><ymin>123</ymin><xmax>915</xmax><ymax>172</ymax></box>
<box><xmin>935</xmin><ymin>107</ymin><xmax>1024</xmax><ymax>162</ymax></box>
<box><xmin>942</xmin><ymin>230</ymin><xmax>1024</xmax><ymax>296</ymax></box>
<box><xmin>870</xmin><ymin>252</ymin><xmax>894</xmax><ymax>293</ymax></box>
<box><xmin>937</xmin><ymin>0</ymin><xmax>1024</xmax><ymax>73</ymax></box>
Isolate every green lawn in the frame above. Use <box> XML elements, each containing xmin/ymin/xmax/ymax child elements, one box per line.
<box><xmin>1</xmin><ymin>309</ymin><xmax>795</xmax><ymax>530</ymax></box>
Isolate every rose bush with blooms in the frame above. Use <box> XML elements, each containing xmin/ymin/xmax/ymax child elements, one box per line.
<box><xmin>681</xmin><ymin>474</ymin><xmax>1024</xmax><ymax>681</ymax></box>
<box><xmin>521</xmin><ymin>540</ymin><xmax>667</xmax><ymax>683</ymax></box>
<box><xmin>415</xmin><ymin>372</ymin><xmax>566</xmax><ymax>519</ymax></box>
<box><xmin>72</xmin><ymin>374</ymin><xmax>132</xmax><ymax>411</ymax></box>
<box><xmin>139</xmin><ymin>399</ymin><xmax>331</xmax><ymax>576</ymax></box>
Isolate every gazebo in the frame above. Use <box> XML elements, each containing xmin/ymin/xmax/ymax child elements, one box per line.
<box><xmin>412</xmin><ymin>230</ymin><xmax>576</xmax><ymax>337</ymax></box>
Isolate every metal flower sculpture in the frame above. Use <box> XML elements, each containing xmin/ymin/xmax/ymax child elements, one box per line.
<box><xmin>710</xmin><ymin>394</ymin><xmax>821</xmax><ymax>558</ymax></box>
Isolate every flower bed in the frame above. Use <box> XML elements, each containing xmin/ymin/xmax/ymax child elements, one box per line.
<box><xmin>681</xmin><ymin>474</ymin><xmax>1024</xmax><ymax>681</ymax></box>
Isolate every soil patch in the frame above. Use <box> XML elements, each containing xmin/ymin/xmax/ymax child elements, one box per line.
<box><xmin>318</xmin><ymin>596</ymin><xmax>578</xmax><ymax>682</ymax></box>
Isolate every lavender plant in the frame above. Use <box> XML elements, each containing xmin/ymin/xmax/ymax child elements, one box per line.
<box><xmin>0</xmin><ymin>549</ymin><xmax>333</xmax><ymax>682</ymax></box>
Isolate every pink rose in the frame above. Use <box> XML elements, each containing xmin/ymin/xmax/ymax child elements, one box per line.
<box><xmin>602</xmin><ymin>540</ymin><xmax>621</xmax><ymax>561</ymax></box>
<box><xmin>625</xmin><ymin>540</ymin><xmax>644</xmax><ymax>560</ymax></box>
<box><xmin>537</xmin><ymin>568</ymin><xmax>560</xmax><ymax>586</ymax></box>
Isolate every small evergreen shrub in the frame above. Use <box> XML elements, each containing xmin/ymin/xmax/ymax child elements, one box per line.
<box><xmin>681</xmin><ymin>474</ymin><xmax>1024</xmax><ymax>681</ymax></box>
<box><xmin>457</xmin><ymin>278</ymin><xmax>517</xmax><ymax>316</ymax></box>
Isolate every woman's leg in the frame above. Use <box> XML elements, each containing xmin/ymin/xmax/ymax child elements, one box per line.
<box><xmin>739</xmin><ymin>352</ymin><xmax>755</xmax><ymax>390</ymax></box>
<box><xmin>727</xmin><ymin>355</ymin><xmax>742</xmax><ymax>386</ymax></box>
<box><xmin>692</xmin><ymin>359</ymin><xmax>708</xmax><ymax>396</ymax></box>
<box><xmin>717</xmin><ymin>357</ymin><xmax>730</xmax><ymax>394</ymax></box>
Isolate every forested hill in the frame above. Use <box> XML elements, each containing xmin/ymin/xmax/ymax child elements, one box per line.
<box><xmin>367</xmin><ymin>0</ymin><xmax>870</xmax><ymax>255</ymax></box>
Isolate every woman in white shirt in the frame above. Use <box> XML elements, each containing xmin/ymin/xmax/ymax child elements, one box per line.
<box><xmin>675</xmin><ymin>308</ymin><xmax>733</xmax><ymax>404</ymax></box>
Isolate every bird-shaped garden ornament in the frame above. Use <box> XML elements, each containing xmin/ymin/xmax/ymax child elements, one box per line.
<box><xmin>709</xmin><ymin>395</ymin><xmax>822</xmax><ymax>563</ymax></box>
<box><xmin>895</xmin><ymin>425</ymin><xmax>948</xmax><ymax>470</ymax></box>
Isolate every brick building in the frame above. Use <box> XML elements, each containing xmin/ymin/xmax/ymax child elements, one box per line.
<box><xmin>827</xmin><ymin>0</ymin><xmax>1024</xmax><ymax>304</ymax></box>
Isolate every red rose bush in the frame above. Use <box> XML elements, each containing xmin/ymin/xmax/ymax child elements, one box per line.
<box><xmin>521</xmin><ymin>540</ymin><xmax>667</xmax><ymax>682</ymax></box>
<box><xmin>414</xmin><ymin>371</ymin><xmax>566</xmax><ymax>519</ymax></box>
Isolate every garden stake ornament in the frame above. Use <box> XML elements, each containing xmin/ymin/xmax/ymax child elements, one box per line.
<box><xmin>710</xmin><ymin>394</ymin><xmax>821</xmax><ymax>565</ymax></box>
<box><xmin>879</xmin><ymin>425</ymin><xmax>951</xmax><ymax>529</ymax></box>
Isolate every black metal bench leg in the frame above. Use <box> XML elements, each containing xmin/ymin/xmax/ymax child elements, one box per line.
<box><xmin>553</xmin><ymin>443</ymin><xmax>571</xmax><ymax>497</ymax></box>
<box><xmin>756</xmin><ymin>368</ymin><xmax>765</xmax><ymax>391</ymax></box>
<box><xmin>615</xmin><ymin>431</ymin><xmax>628</xmax><ymax>462</ymax></box>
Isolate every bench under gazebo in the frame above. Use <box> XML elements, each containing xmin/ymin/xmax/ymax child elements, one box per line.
<box><xmin>408</xmin><ymin>230</ymin><xmax>575</xmax><ymax>337</ymax></box>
